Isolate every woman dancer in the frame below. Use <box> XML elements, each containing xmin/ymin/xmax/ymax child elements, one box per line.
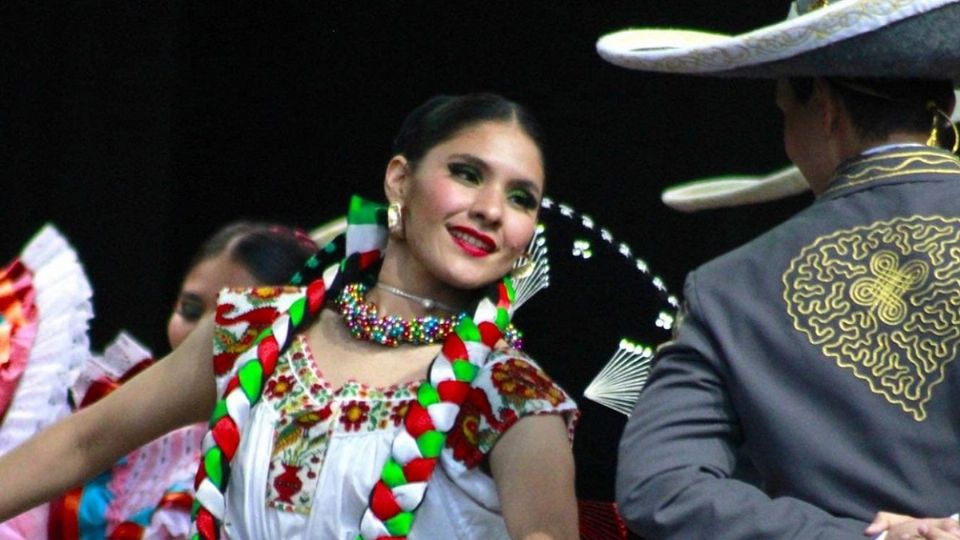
<box><xmin>0</xmin><ymin>93</ymin><xmax>578</xmax><ymax>540</ymax></box>
<box><xmin>45</xmin><ymin>222</ymin><xmax>316</xmax><ymax>539</ymax></box>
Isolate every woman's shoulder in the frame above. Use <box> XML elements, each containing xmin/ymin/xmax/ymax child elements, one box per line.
<box><xmin>445</xmin><ymin>348</ymin><xmax>579</xmax><ymax>469</ymax></box>
<box><xmin>478</xmin><ymin>348</ymin><xmax>578</xmax><ymax>419</ymax></box>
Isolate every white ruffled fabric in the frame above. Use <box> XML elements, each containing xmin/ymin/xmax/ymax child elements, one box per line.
<box><xmin>0</xmin><ymin>225</ymin><xmax>94</xmax><ymax>540</ymax></box>
<box><xmin>0</xmin><ymin>224</ymin><xmax>94</xmax><ymax>455</ymax></box>
<box><xmin>71</xmin><ymin>331</ymin><xmax>152</xmax><ymax>404</ymax></box>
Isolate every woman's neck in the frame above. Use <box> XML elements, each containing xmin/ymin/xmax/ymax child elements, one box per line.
<box><xmin>373</xmin><ymin>242</ymin><xmax>474</xmax><ymax>319</ymax></box>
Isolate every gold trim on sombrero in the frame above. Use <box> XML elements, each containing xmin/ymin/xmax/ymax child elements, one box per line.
<box><xmin>596</xmin><ymin>0</ymin><xmax>956</xmax><ymax>76</ymax></box>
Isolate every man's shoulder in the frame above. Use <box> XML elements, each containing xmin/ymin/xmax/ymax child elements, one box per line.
<box><xmin>692</xmin><ymin>208</ymin><xmax>818</xmax><ymax>285</ymax></box>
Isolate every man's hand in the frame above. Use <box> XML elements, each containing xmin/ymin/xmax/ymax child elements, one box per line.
<box><xmin>865</xmin><ymin>511</ymin><xmax>960</xmax><ymax>539</ymax></box>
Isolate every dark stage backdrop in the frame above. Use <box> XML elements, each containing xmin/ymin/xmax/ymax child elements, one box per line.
<box><xmin>0</xmin><ymin>1</ymin><xmax>812</xmax><ymax>503</ymax></box>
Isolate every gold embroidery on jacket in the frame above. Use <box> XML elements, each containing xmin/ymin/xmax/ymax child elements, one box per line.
<box><xmin>825</xmin><ymin>151</ymin><xmax>960</xmax><ymax>195</ymax></box>
<box><xmin>849</xmin><ymin>251</ymin><xmax>929</xmax><ymax>325</ymax></box>
<box><xmin>782</xmin><ymin>216</ymin><xmax>960</xmax><ymax>421</ymax></box>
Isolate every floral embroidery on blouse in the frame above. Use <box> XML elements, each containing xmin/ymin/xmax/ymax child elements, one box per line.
<box><xmin>492</xmin><ymin>357</ymin><xmax>568</xmax><ymax>407</ymax></box>
<box><xmin>447</xmin><ymin>351</ymin><xmax>578</xmax><ymax>468</ymax></box>
<box><xmin>338</xmin><ymin>400</ymin><xmax>370</xmax><ymax>431</ymax></box>
<box><xmin>262</xmin><ymin>335</ymin><xmax>418</xmax><ymax>514</ymax></box>
<box><xmin>212</xmin><ymin>285</ymin><xmax>303</xmax><ymax>377</ymax></box>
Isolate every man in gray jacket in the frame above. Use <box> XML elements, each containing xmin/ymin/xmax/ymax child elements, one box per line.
<box><xmin>597</xmin><ymin>1</ymin><xmax>960</xmax><ymax>539</ymax></box>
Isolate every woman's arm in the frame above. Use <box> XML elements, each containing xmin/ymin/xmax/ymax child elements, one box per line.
<box><xmin>490</xmin><ymin>414</ymin><xmax>578</xmax><ymax>540</ymax></box>
<box><xmin>0</xmin><ymin>314</ymin><xmax>218</xmax><ymax>519</ymax></box>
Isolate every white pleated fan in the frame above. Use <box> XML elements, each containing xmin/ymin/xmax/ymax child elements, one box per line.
<box><xmin>583</xmin><ymin>338</ymin><xmax>655</xmax><ymax>416</ymax></box>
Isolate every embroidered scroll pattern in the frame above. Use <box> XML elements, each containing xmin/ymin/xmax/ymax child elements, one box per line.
<box><xmin>783</xmin><ymin>216</ymin><xmax>960</xmax><ymax>421</ymax></box>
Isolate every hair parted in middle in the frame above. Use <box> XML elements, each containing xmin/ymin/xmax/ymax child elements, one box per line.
<box><xmin>391</xmin><ymin>93</ymin><xmax>548</xmax><ymax>174</ymax></box>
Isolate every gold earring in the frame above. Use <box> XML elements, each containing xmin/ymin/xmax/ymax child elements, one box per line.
<box><xmin>925</xmin><ymin>102</ymin><xmax>959</xmax><ymax>153</ymax></box>
<box><xmin>387</xmin><ymin>202</ymin><xmax>404</xmax><ymax>239</ymax></box>
<box><xmin>510</xmin><ymin>253</ymin><xmax>535</xmax><ymax>280</ymax></box>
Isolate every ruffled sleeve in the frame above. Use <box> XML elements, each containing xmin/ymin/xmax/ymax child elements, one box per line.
<box><xmin>445</xmin><ymin>349</ymin><xmax>579</xmax><ymax>470</ymax></box>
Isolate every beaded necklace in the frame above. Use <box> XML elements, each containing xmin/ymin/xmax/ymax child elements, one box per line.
<box><xmin>336</xmin><ymin>282</ymin><xmax>464</xmax><ymax>346</ymax></box>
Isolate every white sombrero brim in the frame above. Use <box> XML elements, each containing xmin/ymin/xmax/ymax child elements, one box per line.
<box><xmin>661</xmin><ymin>166</ymin><xmax>810</xmax><ymax>212</ymax></box>
<box><xmin>660</xmin><ymin>89</ymin><xmax>960</xmax><ymax>212</ymax></box>
<box><xmin>310</xmin><ymin>216</ymin><xmax>347</xmax><ymax>247</ymax></box>
<box><xmin>598</xmin><ymin>0</ymin><xmax>960</xmax><ymax>79</ymax></box>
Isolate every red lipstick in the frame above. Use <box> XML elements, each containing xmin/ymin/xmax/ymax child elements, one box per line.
<box><xmin>448</xmin><ymin>226</ymin><xmax>496</xmax><ymax>257</ymax></box>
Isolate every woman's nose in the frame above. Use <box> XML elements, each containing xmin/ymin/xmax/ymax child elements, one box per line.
<box><xmin>468</xmin><ymin>185</ymin><xmax>503</xmax><ymax>225</ymax></box>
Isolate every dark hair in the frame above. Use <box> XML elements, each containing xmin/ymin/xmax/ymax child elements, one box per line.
<box><xmin>391</xmin><ymin>93</ymin><xmax>547</xmax><ymax>173</ymax></box>
<box><xmin>190</xmin><ymin>221</ymin><xmax>317</xmax><ymax>285</ymax></box>
<box><xmin>788</xmin><ymin>77</ymin><xmax>955</xmax><ymax>142</ymax></box>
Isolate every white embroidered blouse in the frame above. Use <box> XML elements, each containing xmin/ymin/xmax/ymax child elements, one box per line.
<box><xmin>214</xmin><ymin>287</ymin><xmax>578</xmax><ymax>539</ymax></box>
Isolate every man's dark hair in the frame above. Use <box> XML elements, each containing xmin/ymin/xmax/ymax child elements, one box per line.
<box><xmin>788</xmin><ymin>77</ymin><xmax>955</xmax><ymax>142</ymax></box>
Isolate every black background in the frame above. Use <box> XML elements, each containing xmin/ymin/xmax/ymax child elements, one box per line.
<box><xmin>1</xmin><ymin>1</ymin><xmax>812</xmax><ymax>502</ymax></box>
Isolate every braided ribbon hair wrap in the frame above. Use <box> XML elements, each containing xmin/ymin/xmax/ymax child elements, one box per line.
<box><xmin>190</xmin><ymin>196</ymin><xmax>516</xmax><ymax>540</ymax></box>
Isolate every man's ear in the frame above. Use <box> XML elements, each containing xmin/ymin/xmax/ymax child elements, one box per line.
<box><xmin>813</xmin><ymin>78</ymin><xmax>841</xmax><ymax>135</ymax></box>
<box><xmin>384</xmin><ymin>155</ymin><xmax>410</xmax><ymax>204</ymax></box>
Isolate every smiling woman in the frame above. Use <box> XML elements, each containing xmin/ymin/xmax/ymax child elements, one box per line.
<box><xmin>0</xmin><ymin>94</ymin><xmax>579</xmax><ymax>540</ymax></box>
<box><xmin>380</xmin><ymin>120</ymin><xmax>544</xmax><ymax>300</ymax></box>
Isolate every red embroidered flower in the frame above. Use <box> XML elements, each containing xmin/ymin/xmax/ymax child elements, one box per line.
<box><xmin>339</xmin><ymin>401</ymin><xmax>370</xmax><ymax>431</ymax></box>
<box><xmin>446</xmin><ymin>388</ymin><xmax>493</xmax><ymax>468</ymax></box>
<box><xmin>491</xmin><ymin>358</ymin><xmax>565</xmax><ymax>406</ymax></box>
<box><xmin>389</xmin><ymin>401</ymin><xmax>411</xmax><ymax>425</ymax></box>
<box><xmin>267</xmin><ymin>374</ymin><xmax>296</xmax><ymax>399</ymax></box>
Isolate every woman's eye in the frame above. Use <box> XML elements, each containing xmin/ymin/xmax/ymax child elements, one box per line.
<box><xmin>176</xmin><ymin>297</ymin><xmax>205</xmax><ymax>322</ymax></box>
<box><xmin>449</xmin><ymin>163</ymin><xmax>481</xmax><ymax>184</ymax></box>
<box><xmin>508</xmin><ymin>189</ymin><xmax>539</xmax><ymax>210</ymax></box>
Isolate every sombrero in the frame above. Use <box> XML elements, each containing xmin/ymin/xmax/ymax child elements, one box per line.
<box><xmin>657</xmin><ymin>88</ymin><xmax>960</xmax><ymax>212</ymax></box>
<box><xmin>597</xmin><ymin>0</ymin><xmax>960</xmax><ymax>80</ymax></box>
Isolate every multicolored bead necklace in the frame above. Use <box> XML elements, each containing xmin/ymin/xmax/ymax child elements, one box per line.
<box><xmin>336</xmin><ymin>282</ymin><xmax>463</xmax><ymax>346</ymax></box>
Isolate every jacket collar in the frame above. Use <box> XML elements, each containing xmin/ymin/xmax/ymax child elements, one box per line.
<box><xmin>819</xmin><ymin>145</ymin><xmax>960</xmax><ymax>201</ymax></box>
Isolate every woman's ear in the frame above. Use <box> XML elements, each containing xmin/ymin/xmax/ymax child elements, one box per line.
<box><xmin>384</xmin><ymin>155</ymin><xmax>410</xmax><ymax>204</ymax></box>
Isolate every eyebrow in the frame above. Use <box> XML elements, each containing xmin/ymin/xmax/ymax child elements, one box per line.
<box><xmin>448</xmin><ymin>153</ymin><xmax>543</xmax><ymax>197</ymax></box>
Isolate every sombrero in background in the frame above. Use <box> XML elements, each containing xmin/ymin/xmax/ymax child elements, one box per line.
<box><xmin>597</xmin><ymin>0</ymin><xmax>960</xmax><ymax>80</ymax></box>
<box><xmin>658</xmin><ymin>89</ymin><xmax>960</xmax><ymax>212</ymax></box>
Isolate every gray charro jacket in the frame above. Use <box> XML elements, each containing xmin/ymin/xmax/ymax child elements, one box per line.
<box><xmin>617</xmin><ymin>145</ymin><xmax>960</xmax><ymax>539</ymax></box>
